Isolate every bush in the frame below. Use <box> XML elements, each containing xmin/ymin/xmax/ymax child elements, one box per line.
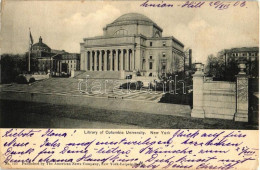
<box><xmin>120</xmin><ymin>81</ymin><xmax>143</xmax><ymax>90</ymax></box>
<box><xmin>151</xmin><ymin>82</ymin><xmax>164</xmax><ymax>91</ymax></box>
<box><xmin>15</xmin><ymin>75</ymin><xmax>28</xmax><ymax>84</ymax></box>
<box><xmin>29</xmin><ymin>77</ymin><xmax>36</xmax><ymax>83</ymax></box>
<box><xmin>159</xmin><ymin>92</ymin><xmax>193</xmax><ymax>106</ymax></box>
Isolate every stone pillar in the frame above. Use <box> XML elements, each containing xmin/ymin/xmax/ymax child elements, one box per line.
<box><xmin>109</xmin><ymin>50</ymin><xmax>113</xmax><ymax>71</ymax></box>
<box><xmin>120</xmin><ymin>50</ymin><xmax>123</xmax><ymax>71</ymax></box>
<box><xmin>126</xmin><ymin>50</ymin><xmax>129</xmax><ymax>71</ymax></box>
<box><xmin>104</xmin><ymin>51</ymin><xmax>107</xmax><ymax>71</ymax></box>
<box><xmin>98</xmin><ymin>51</ymin><xmax>102</xmax><ymax>71</ymax></box>
<box><xmin>94</xmin><ymin>50</ymin><xmax>97</xmax><ymax>71</ymax></box>
<box><xmin>115</xmin><ymin>50</ymin><xmax>118</xmax><ymax>71</ymax></box>
<box><xmin>235</xmin><ymin>63</ymin><xmax>249</xmax><ymax>122</ymax></box>
<box><xmin>80</xmin><ymin>52</ymin><xmax>85</xmax><ymax>71</ymax></box>
<box><xmin>90</xmin><ymin>51</ymin><xmax>93</xmax><ymax>71</ymax></box>
<box><xmin>135</xmin><ymin>48</ymin><xmax>141</xmax><ymax>72</ymax></box>
<box><xmin>191</xmin><ymin>63</ymin><xmax>205</xmax><ymax>118</ymax></box>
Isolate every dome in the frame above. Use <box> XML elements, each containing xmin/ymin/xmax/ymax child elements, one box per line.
<box><xmin>32</xmin><ymin>36</ymin><xmax>51</xmax><ymax>52</ymax></box>
<box><xmin>104</xmin><ymin>13</ymin><xmax>163</xmax><ymax>37</ymax></box>
<box><xmin>32</xmin><ymin>42</ymin><xmax>50</xmax><ymax>49</ymax></box>
<box><xmin>112</xmin><ymin>13</ymin><xmax>155</xmax><ymax>25</ymax></box>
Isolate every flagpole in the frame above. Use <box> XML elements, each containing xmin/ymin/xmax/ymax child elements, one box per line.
<box><xmin>28</xmin><ymin>28</ymin><xmax>31</xmax><ymax>73</ymax></box>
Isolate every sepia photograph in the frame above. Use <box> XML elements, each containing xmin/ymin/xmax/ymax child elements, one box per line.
<box><xmin>0</xmin><ymin>0</ymin><xmax>259</xmax><ymax>130</ymax></box>
<box><xmin>0</xmin><ymin>1</ymin><xmax>259</xmax><ymax>170</ymax></box>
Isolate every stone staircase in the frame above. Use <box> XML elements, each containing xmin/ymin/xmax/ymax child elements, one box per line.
<box><xmin>74</xmin><ymin>71</ymin><xmax>122</xmax><ymax>79</ymax></box>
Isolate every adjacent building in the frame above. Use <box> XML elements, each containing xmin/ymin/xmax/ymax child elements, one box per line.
<box><xmin>53</xmin><ymin>53</ymin><xmax>80</xmax><ymax>76</ymax></box>
<box><xmin>80</xmin><ymin>13</ymin><xmax>185</xmax><ymax>78</ymax></box>
<box><xmin>220</xmin><ymin>47</ymin><xmax>259</xmax><ymax>76</ymax></box>
<box><xmin>30</xmin><ymin>36</ymin><xmax>80</xmax><ymax>75</ymax></box>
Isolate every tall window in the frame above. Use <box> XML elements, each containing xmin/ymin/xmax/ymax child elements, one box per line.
<box><xmin>142</xmin><ymin>58</ymin><xmax>146</xmax><ymax>70</ymax></box>
<box><xmin>149</xmin><ymin>62</ymin><xmax>153</xmax><ymax>69</ymax></box>
<box><xmin>150</xmin><ymin>42</ymin><xmax>153</xmax><ymax>47</ymax></box>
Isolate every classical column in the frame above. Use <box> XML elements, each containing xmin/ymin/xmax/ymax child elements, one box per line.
<box><xmin>98</xmin><ymin>51</ymin><xmax>102</xmax><ymax>71</ymax></box>
<box><xmin>85</xmin><ymin>51</ymin><xmax>88</xmax><ymax>71</ymax></box>
<box><xmin>126</xmin><ymin>49</ymin><xmax>129</xmax><ymax>71</ymax></box>
<box><xmin>96</xmin><ymin>51</ymin><xmax>99</xmax><ymax>71</ymax></box>
<box><xmin>123</xmin><ymin>50</ymin><xmax>125</xmax><ymax>70</ymax></box>
<box><xmin>104</xmin><ymin>50</ymin><xmax>107</xmax><ymax>71</ymax></box>
<box><xmin>235</xmin><ymin>63</ymin><xmax>249</xmax><ymax>122</ymax></box>
<box><xmin>129</xmin><ymin>50</ymin><xmax>132</xmax><ymax>71</ymax></box>
<box><xmin>120</xmin><ymin>49</ymin><xmax>123</xmax><ymax>71</ymax></box>
<box><xmin>115</xmin><ymin>50</ymin><xmax>118</xmax><ymax>71</ymax></box>
<box><xmin>90</xmin><ymin>51</ymin><xmax>93</xmax><ymax>71</ymax></box>
<box><xmin>109</xmin><ymin>50</ymin><xmax>113</xmax><ymax>71</ymax></box>
<box><xmin>133</xmin><ymin>49</ymin><xmax>136</xmax><ymax>70</ymax></box>
<box><xmin>191</xmin><ymin>63</ymin><xmax>205</xmax><ymax>118</ymax></box>
<box><xmin>93</xmin><ymin>50</ymin><xmax>97</xmax><ymax>71</ymax></box>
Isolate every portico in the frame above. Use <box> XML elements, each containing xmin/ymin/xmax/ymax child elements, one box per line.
<box><xmin>83</xmin><ymin>49</ymin><xmax>134</xmax><ymax>71</ymax></box>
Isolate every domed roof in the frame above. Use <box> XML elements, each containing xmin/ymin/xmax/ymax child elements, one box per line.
<box><xmin>112</xmin><ymin>13</ymin><xmax>155</xmax><ymax>24</ymax></box>
<box><xmin>32</xmin><ymin>36</ymin><xmax>51</xmax><ymax>50</ymax></box>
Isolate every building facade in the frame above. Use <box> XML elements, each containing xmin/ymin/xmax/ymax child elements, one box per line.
<box><xmin>80</xmin><ymin>13</ymin><xmax>185</xmax><ymax>78</ymax></box>
<box><xmin>220</xmin><ymin>47</ymin><xmax>259</xmax><ymax>76</ymax></box>
<box><xmin>53</xmin><ymin>53</ymin><xmax>80</xmax><ymax>76</ymax></box>
<box><xmin>30</xmin><ymin>36</ymin><xmax>80</xmax><ymax>75</ymax></box>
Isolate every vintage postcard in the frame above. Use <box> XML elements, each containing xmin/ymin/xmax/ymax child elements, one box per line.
<box><xmin>0</xmin><ymin>0</ymin><xmax>259</xmax><ymax>169</ymax></box>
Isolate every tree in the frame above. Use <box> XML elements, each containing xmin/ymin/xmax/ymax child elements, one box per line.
<box><xmin>205</xmin><ymin>54</ymin><xmax>225</xmax><ymax>80</ymax></box>
<box><xmin>205</xmin><ymin>53</ymin><xmax>239</xmax><ymax>81</ymax></box>
<box><xmin>0</xmin><ymin>53</ymin><xmax>35</xmax><ymax>83</ymax></box>
<box><xmin>1</xmin><ymin>54</ymin><xmax>20</xmax><ymax>83</ymax></box>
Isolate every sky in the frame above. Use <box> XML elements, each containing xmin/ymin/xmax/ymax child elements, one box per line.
<box><xmin>0</xmin><ymin>0</ymin><xmax>259</xmax><ymax>63</ymax></box>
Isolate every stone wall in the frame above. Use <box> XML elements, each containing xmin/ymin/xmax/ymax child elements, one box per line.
<box><xmin>203</xmin><ymin>81</ymin><xmax>236</xmax><ymax>119</ymax></box>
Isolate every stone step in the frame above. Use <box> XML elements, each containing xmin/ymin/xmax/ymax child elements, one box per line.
<box><xmin>75</xmin><ymin>71</ymin><xmax>121</xmax><ymax>79</ymax></box>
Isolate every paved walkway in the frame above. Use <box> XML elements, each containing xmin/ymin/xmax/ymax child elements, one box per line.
<box><xmin>1</xmin><ymin>100</ymin><xmax>256</xmax><ymax>129</ymax></box>
<box><xmin>1</xmin><ymin>78</ymin><xmax>163</xmax><ymax>102</ymax></box>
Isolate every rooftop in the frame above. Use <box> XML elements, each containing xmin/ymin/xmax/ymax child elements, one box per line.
<box><xmin>226</xmin><ymin>47</ymin><xmax>259</xmax><ymax>53</ymax></box>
